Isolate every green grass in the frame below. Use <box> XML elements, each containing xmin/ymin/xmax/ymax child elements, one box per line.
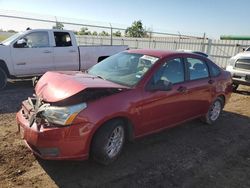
<box><xmin>0</xmin><ymin>35</ymin><xmax>8</xmax><ymax>42</ymax></box>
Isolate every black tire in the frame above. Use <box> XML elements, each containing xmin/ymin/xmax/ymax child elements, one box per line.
<box><xmin>232</xmin><ymin>83</ymin><xmax>239</xmax><ymax>92</ymax></box>
<box><xmin>0</xmin><ymin>68</ymin><xmax>7</xmax><ymax>90</ymax></box>
<box><xmin>91</xmin><ymin>119</ymin><xmax>126</xmax><ymax>165</ymax></box>
<box><xmin>203</xmin><ymin>97</ymin><xmax>224</xmax><ymax>125</ymax></box>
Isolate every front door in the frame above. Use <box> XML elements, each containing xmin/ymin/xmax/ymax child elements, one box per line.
<box><xmin>140</xmin><ymin>57</ymin><xmax>190</xmax><ymax>134</ymax></box>
<box><xmin>12</xmin><ymin>31</ymin><xmax>54</xmax><ymax>76</ymax></box>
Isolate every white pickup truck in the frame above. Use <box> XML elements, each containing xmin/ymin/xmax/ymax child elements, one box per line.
<box><xmin>226</xmin><ymin>48</ymin><xmax>250</xmax><ymax>91</ymax></box>
<box><xmin>0</xmin><ymin>29</ymin><xmax>128</xmax><ymax>89</ymax></box>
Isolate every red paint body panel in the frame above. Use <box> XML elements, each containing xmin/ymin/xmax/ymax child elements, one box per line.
<box><xmin>16</xmin><ymin>110</ymin><xmax>92</xmax><ymax>160</ymax></box>
<box><xmin>16</xmin><ymin>50</ymin><xmax>232</xmax><ymax>160</ymax></box>
<box><xmin>35</xmin><ymin>71</ymin><xmax>128</xmax><ymax>102</ymax></box>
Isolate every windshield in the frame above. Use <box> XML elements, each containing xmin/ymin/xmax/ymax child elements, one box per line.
<box><xmin>88</xmin><ymin>52</ymin><xmax>159</xmax><ymax>87</ymax></box>
<box><xmin>1</xmin><ymin>32</ymin><xmax>23</xmax><ymax>45</ymax></box>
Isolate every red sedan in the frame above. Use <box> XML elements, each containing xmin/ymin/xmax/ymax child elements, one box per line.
<box><xmin>16</xmin><ymin>49</ymin><xmax>232</xmax><ymax>164</ymax></box>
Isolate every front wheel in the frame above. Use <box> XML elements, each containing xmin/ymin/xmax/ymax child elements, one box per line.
<box><xmin>0</xmin><ymin>68</ymin><xmax>7</xmax><ymax>90</ymax></box>
<box><xmin>91</xmin><ymin>119</ymin><xmax>126</xmax><ymax>165</ymax></box>
<box><xmin>203</xmin><ymin>98</ymin><xmax>224</xmax><ymax>125</ymax></box>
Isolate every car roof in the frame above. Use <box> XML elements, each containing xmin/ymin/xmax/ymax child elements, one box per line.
<box><xmin>127</xmin><ymin>49</ymin><xmax>203</xmax><ymax>59</ymax></box>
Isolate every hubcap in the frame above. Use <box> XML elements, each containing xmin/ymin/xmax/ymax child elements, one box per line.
<box><xmin>105</xmin><ymin>126</ymin><xmax>124</xmax><ymax>158</ymax></box>
<box><xmin>210</xmin><ymin>101</ymin><xmax>221</xmax><ymax>121</ymax></box>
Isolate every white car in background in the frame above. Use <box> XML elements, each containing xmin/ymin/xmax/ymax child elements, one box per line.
<box><xmin>226</xmin><ymin>49</ymin><xmax>250</xmax><ymax>91</ymax></box>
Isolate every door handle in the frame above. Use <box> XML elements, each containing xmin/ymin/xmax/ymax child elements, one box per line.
<box><xmin>69</xmin><ymin>50</ymin><xmax>77</xmax><ymax>53</ymax></box>
<box><xmin>16</xmin><ymin>62</ymin><xmax>26</xmax><ymax>65</ymax></box>
<box><xmin>43</xmin><ymin>50</ymin><xmax>52</xmax><ymax>53</ymax></box>
<box><xmin>177</xmin><ymin>86</ymin><xmax>188</xmax><ymax>93</ymax></box>
<box><xmin>208</xmin><ymin>79</ymin><xmax>215</xmax><ymax>84</ymax></box>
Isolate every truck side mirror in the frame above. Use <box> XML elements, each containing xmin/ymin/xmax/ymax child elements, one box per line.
<box><xmin>14</xmin><ymin>38</ymin><xmax>27</xmax><ymax>48</ymax></box>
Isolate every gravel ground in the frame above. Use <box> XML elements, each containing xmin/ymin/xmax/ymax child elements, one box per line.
<box><xmin>0</xmin><ymin>80</ymin><xmax>249</xmax><ymax>188</ymax></box>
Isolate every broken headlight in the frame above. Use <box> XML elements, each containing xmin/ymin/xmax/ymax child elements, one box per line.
<box><xmin>41</xmin><ymin>103</ymin><xmax>87</xmax><ymax>126</ymax></box>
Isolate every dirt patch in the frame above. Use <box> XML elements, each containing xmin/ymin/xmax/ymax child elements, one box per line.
<box><xmin>0</xmin><ymin>82</ymin><xmax>249</xmax><ymax>188</ymax></box>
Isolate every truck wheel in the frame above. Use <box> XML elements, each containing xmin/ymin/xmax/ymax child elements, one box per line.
<box><xmin>203</xmin><ymin>97</ymin><xmax>224</xmax><ymax>125</ymax></box>
<box><xmin>91</xmin><ymin>119</ymin><xmax>126</xmax><ymax>165</ymax></box>
<box><xmin>232</xmin><ymin>83</ymin><xmax>239</xmax><ymax>92</ymax></box>
<box><xmin>0</xmin><ymin>68</ymin><xmax>7</xmax><ymax>90</ymax></box>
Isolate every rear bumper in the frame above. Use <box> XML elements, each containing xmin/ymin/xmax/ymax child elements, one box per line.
<box><xmin>16</xmin><ymin>110</ymin><xmax>93</xmax><ymax>160</ymax></box>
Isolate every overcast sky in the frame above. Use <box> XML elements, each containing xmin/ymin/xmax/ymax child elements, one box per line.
<box><xmin>0</xmin><ymin>0</ymin><xmax>249</xmax><ymax>39</ymax></box>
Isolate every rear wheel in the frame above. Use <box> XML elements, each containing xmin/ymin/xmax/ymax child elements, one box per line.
<box><xmin>91</xmin><ymin>119</ymin><xmax>126</xmax><ymax>165</ymax></box>
<box><xmin>0</xmin><ymin>68</ymin><xmax>7</xmax><ymax>90</ymax></box>
<box><xmin>203</xmin><ymin>97</ymin><xmax>224</xmax><ymax>125</ymax></box>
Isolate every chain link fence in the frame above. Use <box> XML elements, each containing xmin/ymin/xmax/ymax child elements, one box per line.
<box><xmin>1</xmin><ymin>10</ymin><xmax>250</xmax><ymax>68</ymax></box>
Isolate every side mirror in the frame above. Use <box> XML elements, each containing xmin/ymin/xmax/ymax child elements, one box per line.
<box><xmin>146</xmin><ymin>80</ymin><xmax>172</xmax><ymax>91</ymax></box>
<box><xmin>14</xmin><ymin>38</ymin><xmax>27</xmax><ymax>48</ymax></box>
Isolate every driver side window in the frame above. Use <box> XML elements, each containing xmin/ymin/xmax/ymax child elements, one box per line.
<box><xmin>152</xmin><ymin>58</ymin><xmax>185</xmax><ymax>85</ymax></box>
<box><xmin>18</xmin><ymin>32</ymin><xmax>49</xmax><ymax>48</ymax></box>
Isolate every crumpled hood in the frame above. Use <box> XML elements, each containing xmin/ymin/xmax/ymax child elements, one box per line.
<box><xmin>35</xmin><ymin>71</ymin><xmax>129</xmax><ymax>102</ymax></box>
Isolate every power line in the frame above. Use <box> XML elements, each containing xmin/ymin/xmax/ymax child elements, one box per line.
<box><xmin>0</xmin><ymin>12</ymin><xmax>201</xmax><ymax>39</ymax></box>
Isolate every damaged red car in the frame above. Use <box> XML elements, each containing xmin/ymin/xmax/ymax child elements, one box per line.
<box><xmin>16</xmin><ymin>49</ymin><xmax>232</xmax><ymax>164</ymax></box>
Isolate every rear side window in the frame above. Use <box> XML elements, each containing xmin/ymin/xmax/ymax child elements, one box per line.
<box><xmin>54</xmin><ymin>32</ymin><xmax>72</xmax><ymax>47</ymax></box>
<box><xmin>207</xmin><ymin>61</ymin><xmax>221</xmax><ymax>77</ymax></box>
<box><xmin>152</xmin><ymin>58</ymin><xmax>184</xmax><ymax>84</ymax></box>
<box><xmin>187</xmin><ymin>58</ymin><xmax>209</xmax><ymax>80</ymax></box>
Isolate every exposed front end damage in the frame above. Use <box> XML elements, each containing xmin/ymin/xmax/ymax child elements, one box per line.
<box><xmin>16</xmin><ymin>71</ymin><xmax>128</xmax><ymax>160</ymax></box>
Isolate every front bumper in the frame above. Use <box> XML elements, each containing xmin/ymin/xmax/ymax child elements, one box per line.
<box><xmin>232</xmin><ymin>76</ymin><xmax>250</xmax><ymax>86</ymax></box>
<box><xmin>16</xmin><ymin>110</ymin><xmax>93</xmax><ymax>160</ymax></box>
<box><xmin>227</xmin><ymin>66</ymin><xmax>250</xmax><ymax>86</ymax></box>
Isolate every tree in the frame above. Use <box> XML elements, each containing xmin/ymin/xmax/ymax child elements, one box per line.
<box><xmin>113</xmin><ymin>31</ymin><xmax>122</xmax><ymax>37</ymax></box>
<box><xmin>78</xmin><ymin>27</ymin><xmax>91</xmax><ymax>35</ymax></box>
<box><xmin>7</xmin><ymin>29</ymin><xmax>17</xmax><ymax>33</ymax></box>
<box><xmin>52</xmin><ymin>22</ymin><xmax>64</xmax><ymax>30</ymax></box>
<box><xmin>99</xmin><ymin>31</ymin><xmax>109</xmax><ymax>36</ymax></box>
<box><xmin>92</xmin><ymin>31</ymin><xmax>98</xmax><ymax>36</ymax></box>
<box><xmin>125</xmin><ymin>20</ymin><xmax>147</xmax><ymax>38</ymax></box>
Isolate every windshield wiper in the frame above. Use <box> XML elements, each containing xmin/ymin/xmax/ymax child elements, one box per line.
<box><xmin>86</xmin><ymin>70</ymin><xmax>105</xmax><ymax>80</ymax></box>
<box><xmin>96</xmin><ymin>75</ymin><xmax>106</xmax><ymax>80</ymax></box>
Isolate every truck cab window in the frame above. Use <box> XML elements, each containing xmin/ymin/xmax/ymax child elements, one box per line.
<box><xmin>54</xmin><ymin>32</ymin><xmax>72</xmax><ymax>47</ymax></box>
<box><xmin>18</xmin><ymin>32</ymin><xmax>49</xmax><ymax>48</ymax></box>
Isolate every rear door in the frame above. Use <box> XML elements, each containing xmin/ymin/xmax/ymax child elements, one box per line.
<box><xmin>53</xmin><ymin>31</ymin><xmax>79</xmax><ymax>71</ymax></box>
<box><xmin>184</xmin><ymin>56</ymin><xmax>213</xmax><ymax>117</ymax></box>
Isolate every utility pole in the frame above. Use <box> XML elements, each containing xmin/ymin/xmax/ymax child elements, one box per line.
<box><xmin>109</xmin><ymin>23</ymin><xmax>113</xmax><ymax>46</ymax></box>
<box><xmin>201</xmin><ymin>32</ymin><xmax>206</xmax><ymax>52</ymax></box>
